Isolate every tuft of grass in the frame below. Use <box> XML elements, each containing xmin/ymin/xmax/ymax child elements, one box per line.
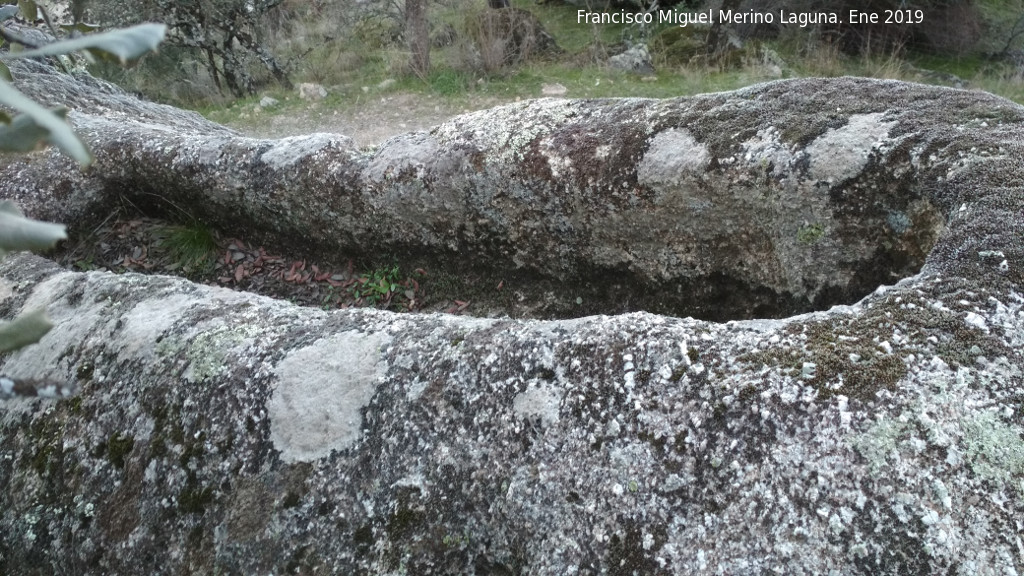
<box><xmin>157</xmin><ymin>221</ymin><xmax>217</xmax><ymax>273</ymax></box>
<box><xmin>428</xmin><ymin>68</ymin><xmax>472</xmax><ymax>95</ymax></box>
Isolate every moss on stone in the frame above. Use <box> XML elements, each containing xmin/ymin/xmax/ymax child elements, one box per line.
<box><xmin>75</xmin><ymin>361</ymin><xmax>94</xmax><ymax>381</ymax></box>
<box><xmin>353</xmin><ymin>524</ymin><xmax>375</xmax><ymax>557</ymax></box>
<box><xmin>739</xmin><ymin>285</ymin><xmax>1011</xmax><ymax>401</ymax></box>
<box><xmin>179</xmin><ymin>431</ymin><xmax>205</xmax><ymax>469</ymax></box>
<box><xmin>797</xmin><ymin>222</ymin><xmax>825</xmax><ymax>244</ymax></box>
<box><xmin>686</xmin><ymin>348</ymin><xmax>699</xmax><ymax>364</ymax></box>
<box><xmin>281</xmin><ymin>492</ymin><xmax>301</xmax><ymax>509</ymax></box>
<box><xmin>179</xmin><ymin>477</ymin><xmax>214</xmax><ymax>514</ymax></box>
<box><xmin>106</xmin><ymin>433</ymin><xmax>135</xmax><ymax>470</ymax></box>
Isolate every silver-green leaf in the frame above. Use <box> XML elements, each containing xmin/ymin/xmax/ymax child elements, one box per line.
<box><xmin>14</xmin><ymin>23</ymin><xmax>167</xmax><ymax>64</ymax></box>
<box><xmin>0</xmin><ymin>200</ymin><xmax>68</xmax><ymax>255</ymax></box>
<box><xmin>0</xmin><ymin>308</ymin><xmax>53</xmax><ymax>353</ymax></box>
<box><xmin>0</xmin><ymin>5</ymin><xmax>19</xmax><ymax>21</ymax></box>
<box><xmin>16</xmin><ymin>0</ymin><xmax>37</xmax><ymax>22</ymax></box>
<box><xmin>59</xmin><ymin>22</ymin><xmax>102</xmax><ymax>35</ymax></box>
<box><xmin>0</xmin><ymin>106</ymin><xmax>69</xmax><ymax>152</ymax></box>
<box><xmin>0</xmin><ymin>78</ymin><xmax>91</xmax><ymax>164</ymax></box>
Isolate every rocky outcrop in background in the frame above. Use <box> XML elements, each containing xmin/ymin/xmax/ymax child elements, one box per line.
<box><xmin>1</xmin><ymin>59</ymin><xmax>1022</xmax><ymax>574</ymax></box>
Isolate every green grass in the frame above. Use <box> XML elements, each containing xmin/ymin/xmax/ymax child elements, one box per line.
<box><xmin>910</xmin><ymin>53</ymin><xmax>988</xmax><ymax>80</ymax></box>
<box><xmin>427</xmin><ymin>68</ymin><xmax>473</xmax><ymax>96</ymax></box>
<box><xmin>513</xmin><ymin>0</ymin><xmax>626</xmax><ymax>52</ymax></box>
<box><xmin>156</xmin><ymin>221</ymin><xmax>217</xmax><ymax>273</ymax></box>
<box><xmin>98</xmin><ymin>0</ymin><xmax>1024</xmax><ymax>117</ymax></box>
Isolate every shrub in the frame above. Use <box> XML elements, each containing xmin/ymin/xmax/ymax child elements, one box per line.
<box><xmin>460</xmin><ymin>6</ymin><xmax>561</xmax><ymax>73</ymax></box>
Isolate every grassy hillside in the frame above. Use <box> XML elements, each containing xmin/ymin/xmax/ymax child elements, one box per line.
<box><xmin>92</xmin><ymin>0</ymin><xmax>1024</xmax><ymax>115</ymax></box>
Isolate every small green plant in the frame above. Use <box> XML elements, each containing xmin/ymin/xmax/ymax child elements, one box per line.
<box><xmin>351</xmin><ymin>265</ymin><xmax>402</xmax><ymax>305</ymax></box>
<box><xmin>74</xmin><ymin>253</ymin><xmax>96</xmax><ymax>271</ymax></box>
<box><xmin>321</xmin><ymin>285</ymin><xmax>340</xmax><ymax>310</ymax></box>
<box><xmin>347</xmin><ymin>264</ymin><xmax>423</xmax><ymax>310</ymax></box>
<box><xmin>441</xmin><ymin>530</ymin><xmax>471</xmax><ymax>548</ymax></box>
<box><xmin>797</xmin><ymin>222</ymin><xmax>825</xmax><ymax>245</ymax></box>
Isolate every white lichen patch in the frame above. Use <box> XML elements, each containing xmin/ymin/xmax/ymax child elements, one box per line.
<box><xmin>805</xmin><ymin>113</ymin><xmax>896</xmax><ymax>183</ymax></box>
<box><xmin>181</xmin><ymin>321</ymin><xmax>257</xmax><ymax>383</ymax></box>
<box><xmin>362</xmin><ymin>132</ymin><xmax>440</xmax><ymax>182</ymax></box>
<box><xmin>964</xmin><ymin>311</ymin><xmax>988</xmax><ymax>332</ymax></box>
<box><xmin>512</xmin><ymin>382</ymin><xmax>563</xmax><ymax>428</ymax></box>
<box><xmin>432</xmin><ymin>98</ymin><xmax>582</xmax><ymax>162</ymax></box>
<box><xmin>538</xmin><ymin>136</ymin><xmax>574</xmax><ymax>180</ymax></box>
<box><xmin>0</xmin><ymin>277</ymin><xmax>12</xmax><ymax>302</ymax></box>
<box><xmin>4</xmin><ymin>272</ymin><xmax>101</xmax><ymax>381</ymax></box>
<box><xmin>739</xmin><ymin>126</ymin><xmax>801</xmax><ymax>177</ymax></box>
<box><xmin>144</xmin><ymin>288</ymin><xmax>269</xmax><ymax>380</ymax></box>
<box><xmin>636</xmin><ymin>128</ymin><xmax>710</xmax><ymax>187</ymax></box>
<box><xmin>18</xmin><ymin>271</ymin><xmax>77</xmax><ymax>317</ymax></box>
<box><xmin>121</xmin><ymin>293</ymin><xmax>200</xmax><ymax>361</ymax></box>
<box><xmin>260</xmin><ymin>133</ymin><xmax>347</xmax><ymax>169</ymax></box>
<box><xmin>269</xmin><ymin>330</ymin><xmax>391</xmax><ymax>463</ymax></box>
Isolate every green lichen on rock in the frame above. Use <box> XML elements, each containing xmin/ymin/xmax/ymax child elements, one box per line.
<box><xmin>184</xmin><ymin>325</ymin><xmax>252</xmax><ymax>382</ymax></box>
<box><xmin>850</xmin><ymin>417</ymin><xmax>910</xmax><ymax>475</ymax></box>
<box><xmin>961</xmin><ymin>410</ymin><xmax>1024</xmax><ymax>484</ymax></box>
<box><xmin>27</xmin><ymin>412</ymin><xmax>64</xmax><ymax>477</ymax></box>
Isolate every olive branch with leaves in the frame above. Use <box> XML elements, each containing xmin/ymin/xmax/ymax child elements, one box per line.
<box><xmin>0</xmin><ymin>1</ymin><xmax>165</xmax><ymax>397</ymax></box>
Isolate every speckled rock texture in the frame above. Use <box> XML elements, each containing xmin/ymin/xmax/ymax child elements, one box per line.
<box><xmin>2</xmin><ymin>58</ymin><xmax>1006</xmax><ymax>319</ymax></box>
<box><xmin>1</xmin><ymin>61</ymin><xmax>1023</xmax><ymax>574</ymax></box>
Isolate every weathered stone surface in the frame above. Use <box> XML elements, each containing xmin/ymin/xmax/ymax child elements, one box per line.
<box><xmin>608</xmin><ymin>44</ymin><xmax>655</xmax><ymax>75</ymax></box>
<box><xmin>7</xmin><ymin>58</ymin><xmax>1011</xmax><ymax>320</ymax></box>
<box><xmin>298</xmin><ymin>82</ymin><xmax>327</xmax><ymax>101</ymax></box>
<box><xmin>1</xmin><ymin>61</ymin><xmax>1024</xmax><ymax>574</ymax></box>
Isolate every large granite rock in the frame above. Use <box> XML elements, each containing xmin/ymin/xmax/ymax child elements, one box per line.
<box><xmin>2</xmin><ymin>58</ymin><xmax>995</xmax><ymax>320</ymax></box>
<box><xmin>0</xmin><ymin>59</ymin><xmax>1022</xmax><ymax>574</ymax></box>
<box><xmin>608</xmin><ymin>44</ymin><xmax>655</xmax><ymax>75</ymax></box>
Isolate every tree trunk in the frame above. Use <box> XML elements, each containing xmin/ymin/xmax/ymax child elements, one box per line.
<box><xmin>406</xmin><ymin>0</ymin><xmax>430</xmax><ymax>77</ymax></box>
<box><xmin>705</xmin><ymin>0</ymin><xmax>741</xmax><ymax>66</ymax></box>
<box><xmin>0</xmin><ymin>58</ymin><xmax>1023</xmax><ymax>575</ymax></box>
<box><xmin>235</xmin><ymin>26</ymin><xmax>293</xmax><ymax>90</ymax></box>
